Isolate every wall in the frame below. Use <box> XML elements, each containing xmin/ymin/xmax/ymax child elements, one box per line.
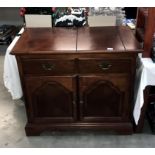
<box><xmin>0</xmin><ymin>7</ymin><xmax>23</xmax><ymax>25</ymax></box>
<box><xmin>0</xmin><ymin>8</ymin><xmax>24</xmax><ymax>53</ymax></box>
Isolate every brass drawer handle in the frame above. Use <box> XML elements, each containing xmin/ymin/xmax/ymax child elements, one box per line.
<box><xmin>42</xmin><ymin>63</ymin><xmax>55</xmax><ymax>71</ymax></box>
<box><xmin>98</xmin><ymin>62</ymin><xmax>112</xmax><ymax>70</ymax></box>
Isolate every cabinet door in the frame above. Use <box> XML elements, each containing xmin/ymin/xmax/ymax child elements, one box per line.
<box><xmin>24</xmin><ymin>76</ymin><xmax>77</xmax><ymax>123</ymax></box>
<box><xmin>79</xmin><ymin>74</ymin><xmax>130</xmax><ymax>123</ymax></box>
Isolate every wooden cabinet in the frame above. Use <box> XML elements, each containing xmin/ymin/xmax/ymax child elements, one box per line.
<box><xmin>11</xmin><ymin>27</ymin><xmax>142</xmax><ymax>135</ymax></box>
<box><xmin>134</xmin><ymin>8</ymin><xmax>155</xmax><ymax>132</ymax></box>
<box><xmin>135</xmin><ymin>7</ymin><xmax>155</xmax><ymax>57</ymax></box>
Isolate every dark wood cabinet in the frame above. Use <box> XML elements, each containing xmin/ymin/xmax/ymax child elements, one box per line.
<box><xmin>135</xmin><ymin>7</ymin><xmax>155</xmax><ymax>57</ymax></box>
<box><xmin>134</xmin><ymin>8</ymin><xmax>155</xmax><ymax>132</ymax></box>
<box><xmin>11</xmin><ymin>27</ymin><xmax>142</xmax><ymax>135</ymax></box>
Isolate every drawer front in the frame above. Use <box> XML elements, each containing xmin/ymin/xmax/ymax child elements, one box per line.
<box><xmin>22</xmin><ymin>59</ymin><xmax>75</xmax><ymax>75</ymax></box>
<box><xmin>78</xmin><ymin>59</ymin><xmax>131</xmax><ymax>74</ymax></box>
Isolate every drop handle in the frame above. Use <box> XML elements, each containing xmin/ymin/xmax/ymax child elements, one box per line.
<box><xmin>80</xmin><ymin>100</ymin><xmax>84</xmax><ymax>104</ymax></box>
<box><xmin>73</xmin><ymin>100</ymin><xmax>76</xmax><ymax>105</ymax></box>
<box><xmin>42</xmin><ymin>63</ymin><xmax>55</xmax><ymax>71</ymax></box>
<box><xmin>98</xmin><ymin>62</ymin><xmax>112</xmax><ymax>70</ymax></box>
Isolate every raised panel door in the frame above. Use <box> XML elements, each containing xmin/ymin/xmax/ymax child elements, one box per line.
<box><xmin>79</xmin><ymin>74</ymin><xmax>131</xmax><ymax>123</ymax></box>
<box><xmin>24</xmin><ymin>76</ymin><xmax>77</xmax><ymax>123</ymax></box>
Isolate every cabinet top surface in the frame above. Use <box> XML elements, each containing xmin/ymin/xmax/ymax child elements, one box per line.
<box><xmin>11</xmin><ymin>26</ymin><xmax>142</xmax><ymax>55</ymax></box>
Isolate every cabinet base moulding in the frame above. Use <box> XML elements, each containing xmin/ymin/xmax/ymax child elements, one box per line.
<box><xmin>25</xmin><ymin>123</ymin><xmax>133</xmax><ymax>136</ymax></box>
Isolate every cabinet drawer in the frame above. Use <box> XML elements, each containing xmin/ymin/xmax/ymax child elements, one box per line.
<box><xmin>22</xmin><ymin>59</ymin><xmax>75</xmax><ymax>75</ymax></box>
<box><xmin>78</xmin><ymin>59</ymin><xmax>131</xmax><ymax>74</ymax></box>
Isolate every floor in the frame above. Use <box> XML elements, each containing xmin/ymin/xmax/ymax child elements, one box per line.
<box><xmin>0</xmin><ymin>53</ymin><xmax>155</xmax><ymax>148</ymax></box>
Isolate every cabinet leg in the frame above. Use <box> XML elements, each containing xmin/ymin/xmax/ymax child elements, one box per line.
<box><xmin>25</xmin><ymin>124</ymin><xmax>42</xmax><ymax>136</ymax></box>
